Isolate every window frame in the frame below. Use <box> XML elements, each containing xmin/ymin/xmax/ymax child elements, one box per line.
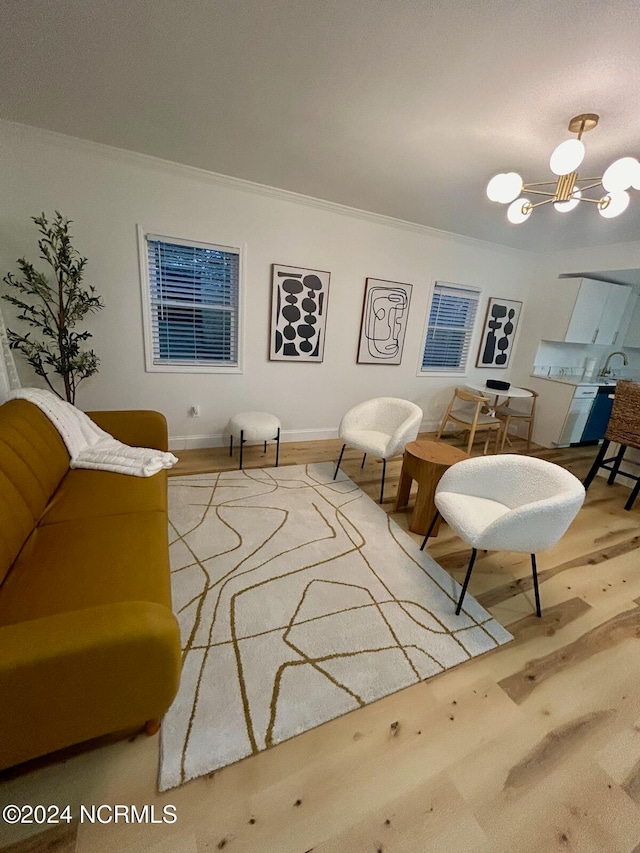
<box><xmin>137</xmin><ymin>226</ymin><xmax>244</xmax><ymax>374</ymax></box>
<box><xmin>417</xmin><ymin>280</ymin><xmax>481</xmax><ymax>377</ymax></box>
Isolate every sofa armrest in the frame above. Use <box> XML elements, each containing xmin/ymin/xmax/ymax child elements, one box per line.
<box><xmin>86</xmin><ymin>410</ymin><xmax>169</xmax><ymax>451</ymax></box>
<box><xmin>0</xmin><ymin>601</ymin><xmax>181</xmax><ymax>769</ymax></box>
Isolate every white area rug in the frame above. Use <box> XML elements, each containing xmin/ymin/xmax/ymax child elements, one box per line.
<box><xmin>159</xmin><ymin>463</ymin><xmax>512</xmax><ymax>790</ymax></box>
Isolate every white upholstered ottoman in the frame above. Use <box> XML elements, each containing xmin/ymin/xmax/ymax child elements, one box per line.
<box><xmin>228</xmin><ymin>411</ymin><xmax>281</xmax><ymax>469</ymax></box>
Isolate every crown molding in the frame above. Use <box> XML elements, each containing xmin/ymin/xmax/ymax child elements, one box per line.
<box><xmin>0</xmin><ymin>119</ymin><xmax>532</xmax><ymax>257</ymax></box>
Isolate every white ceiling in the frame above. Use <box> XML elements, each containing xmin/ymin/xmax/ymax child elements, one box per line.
<box><xmin>2</xmin><ymin>0</ymin><xmax>640</xmax><ymax>251</ymax></box>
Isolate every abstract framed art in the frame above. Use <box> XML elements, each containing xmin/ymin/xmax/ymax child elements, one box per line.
<box><xmin>269</xmin><ymin>264</ymin><xmax>331</xmax><ymax>361</ymax></box>
<box><xmin>357</xmin><ymin>278</ymin><xmax>413</xmax><ymax>365</ymax></box>
<box><xmin>476</xmin><ymin>297</ymin><xmax>522</xmax><ymax>368</ymax></box>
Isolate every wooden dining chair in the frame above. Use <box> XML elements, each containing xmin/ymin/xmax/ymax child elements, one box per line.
<box><xmin>495</xmin><ymin>388</ymin><xmax>538</xmax><ymax>452</ymax></box>
<box><xmin>436</xmin><ymin>387</ymin><xmax>502</xmax><ymax>455</ymax></box>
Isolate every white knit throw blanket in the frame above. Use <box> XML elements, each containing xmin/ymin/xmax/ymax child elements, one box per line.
<box><xmin>9</xmin><ymin>388</ymin><xmax>178</xmax><ymax>477</ymax></box>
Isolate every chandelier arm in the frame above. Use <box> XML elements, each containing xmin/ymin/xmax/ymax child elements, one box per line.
<box><xmin>525</xmin><ymin>189</ymin><xmax>557</xmax><ymax>198</ymax></box>
<box><xmin>528</xmin><ymin>198</ymin><xmax>556</xmax><ymax>209</ymax></box>
<box><xmin>577</xmin><ymin>197</ymin><xmax>603</xmax><ymax>204</ymax></box>
<box><xmin>575</xmin><ymin>181</ymin><xmax>603</xmax><ymax>192</ymax></box>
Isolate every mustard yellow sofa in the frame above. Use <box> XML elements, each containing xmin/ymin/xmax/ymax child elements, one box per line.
<box><xmin>0</xmin><ymin>399</ymin><xmax>182</xmax><ymax>770</ymax></box>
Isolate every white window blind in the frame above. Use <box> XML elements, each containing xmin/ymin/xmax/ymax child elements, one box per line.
<box><xmin>145</xmin><ymin>236</ymin><xmax>240</xmax><ymax>368</ymax></box>
<box><xmin>420</xmin><ymin>282</ymin><xmax>480</xmax><ymax>372</ymax></box>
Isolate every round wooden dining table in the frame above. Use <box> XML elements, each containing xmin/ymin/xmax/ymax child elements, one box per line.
<box><xmin>464</xmin><ymin>382</ymin><xmax>533</xmax><ymax>407</ymax></box>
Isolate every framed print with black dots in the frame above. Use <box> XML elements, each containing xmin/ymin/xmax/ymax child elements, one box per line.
<box><xmin>476</xmin><ymin>297</ymin><xmax>522</xmax><ymax>368</ymax></box>
<box><xmin>269</xmin><ymin>264</ymin><xmax>331</xmax><ymax>361</ymax></box>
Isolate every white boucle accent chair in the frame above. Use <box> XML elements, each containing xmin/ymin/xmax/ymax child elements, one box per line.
<box><xmin>420</xmin><ymin>455</ymin><xmax>585</xmax><ymax>617</ymax></box>
<box><xmin>333</xmin><ymin>397</ymin><xmax>423</xmax><ymax>503</ymax></box>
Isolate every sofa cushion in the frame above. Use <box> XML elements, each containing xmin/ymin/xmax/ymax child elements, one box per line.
<box><xmin>40</xmin><ymin>469</ymin><xmax>167</xmax><ymax>525</ymax></box>
<box><xmin>0</xmin><ymin>511</ymin><xmax>171</xmax><ymax>626</ymax></box>
<box><xmin>0</xmin><ymin>400</ymin><xmax>70</xmax><ymax>584</ymax></box>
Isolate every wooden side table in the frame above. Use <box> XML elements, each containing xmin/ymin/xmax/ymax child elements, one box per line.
<box><xmin>395</xmin><ymin>440</ymin><xmax>469</xmax><ymax>535</ymax></box>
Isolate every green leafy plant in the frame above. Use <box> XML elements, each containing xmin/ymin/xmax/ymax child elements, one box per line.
<box><xmin>2</xmin><ymin>212</ymin><xmax>104</xmax><ymax>404</ymax></box>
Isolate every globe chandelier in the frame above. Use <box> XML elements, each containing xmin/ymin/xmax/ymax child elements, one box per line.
<box><xmin>486</xmin><ymin>113</ymin><xmax>640</xmax><ymax>224</ymax></box>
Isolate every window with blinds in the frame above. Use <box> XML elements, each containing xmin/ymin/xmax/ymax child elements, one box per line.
<box><xmin>420</xmin><ymin>282</ymin><xmax>480</xmax><ymax>373</ymax></box>
<box><xmin>142</xmin><ymin>234</ymin><xmax>241</xmax><ymax>371</ymax></box>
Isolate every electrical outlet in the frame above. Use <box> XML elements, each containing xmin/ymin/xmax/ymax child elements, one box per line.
<box><xmin>190</xmin><ymin>405</ymin><xmax>201</xmax><ymax>417</ymax></box>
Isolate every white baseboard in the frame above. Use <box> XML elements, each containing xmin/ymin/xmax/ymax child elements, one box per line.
<box><xmin>169</xmin><ymin>426</ymin><xmax>340</xmax><ymax>451</ymax></box>
<box><xmin>169</xmin><ymin>434</ymin><xmax>224</xmax><ymax>451</ymax></box>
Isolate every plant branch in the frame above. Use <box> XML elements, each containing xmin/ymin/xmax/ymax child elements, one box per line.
<box><xmin>2</xmin><ymin>212</ymin><xmax>104</xmax><ymax>403</ymax></box>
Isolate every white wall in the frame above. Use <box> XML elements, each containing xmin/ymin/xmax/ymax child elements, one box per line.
<box><xmin>0</xmin><ymin>121</ymin><xmax>536</xmax><ymax>448</ymax></box>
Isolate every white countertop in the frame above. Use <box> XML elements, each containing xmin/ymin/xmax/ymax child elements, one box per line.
<box><xmin>530</xmin><ymin>373</ymin><xmax>621</xmax><ymax>388</ymax></box>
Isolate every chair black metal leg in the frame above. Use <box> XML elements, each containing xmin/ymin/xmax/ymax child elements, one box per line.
<box><xmin>264</xmin><ymin>440</ymin><xmax>267</xmax><ymax>453</ymax></box>
<box><xmin>229</xmin><ymin>435</ymin><xmax>233</xmax><ymax>457</ymax></box>
<box><xmin>361</xmin><ymin>453</ymin><xmax>367</xmax><ymax>468</ymax></box>
<box><xmin>455</xmin><ymin>548</ymin><xmax>477</xmax><ymax>615</ymax></box>
<box><xmin>531</xmin><ymin>553</ymin><xmax>541</xmax><ymax>617</ymax></box>
<box><xmin>607</xmin><ymin>444</ymin><xmax>626</xmax><ymax>485</ymax></box>
<box><xmin>625</xmin><ymin>476</ymin><xmax>640</xmax><ymax>511</ymax></box>
<box><xmin>275</xmin><ymin>427</ymin><xmax>280</xmax><ymax>467</ymax></box>
<box><xmin>239</xmin><ymin>429</ymin><xmax>244</xmax><ymax>470</ymax></box>
<box><xmin>334</xmin><ymin>444</ymin><xmax>346</xmax><ymax>480</ymax></box>
<box><xmin>380</xmin><ymin>458</ymin><xmax>387</xmax><ymax>504</ymax></box>
<box><xmin>420</xmin><ymin>510</ymin><xmax>441</xmax><ymax>550</ymax></box>
<box><xmin>583</xmin><ymin>439</ymin><xmax>610</xmax><ymax>490</ymax></box>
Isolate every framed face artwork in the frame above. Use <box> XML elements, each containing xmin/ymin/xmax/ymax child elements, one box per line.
<box><xmin>476</xmin><ymin>297</ymin><xmax>522</xmax><ymax>368</ymax></box>
<box><xmin>356</xmin><ymin>278</ymin><xmax>412</xmax><ymax>365</ymax></box>
<box><xmin>269</xmin><ymin>264</ymin><xmax>330</xmax><ymax>361</ymax></box>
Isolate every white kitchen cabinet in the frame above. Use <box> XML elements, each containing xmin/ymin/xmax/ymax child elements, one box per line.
<box><xmin>564</xmin><ymin>279</ymin><xmax>606</xmax><ymax>343</ymax></box>
<box><xmin>564</xmin><ymin>278</ymin><xmax>631</xmax><ymax>345</ymax></box>
<box><xmin>624</xmin><ymin>293</ymin><xmax>640</xmax><ymax>348</ymax></box>
<box><xmin>599</xmin><ymin>283</ymin><xmax>632</xmax><ymax>345</ymax></box>
<box><xmin>557</xmin><ymin>385</ymin><xmax>598</xmax><ymax>446</ymax></box>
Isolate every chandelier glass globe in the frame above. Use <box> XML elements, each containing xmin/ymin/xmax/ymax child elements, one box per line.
<box><xmin>549</xmin><ymin>139</ymin><xmax>585</xmax><ymax>176</ymax></box>
<box><xmin>598</xmin><ymin>191</ymin><xmax>630</xmax><ymax>219</ymax></box>
<box><xmin>554</xmin><ymin>189</ymin><xmax>582</xmax><ymax>212</ymax></box>
<box><xmin>602</xmin><ymin>157</ymin><xmax>640</xmax><ymax>193</ymax></box>
<box><xmin>486</xmin><ymin>172</ymin><xmax>523</xmax><ymax>203</ymax></box>
<box><xmin>507</xmin><ymin>198</ymin><xmax>532</xmax><ymax>224</ymax></box>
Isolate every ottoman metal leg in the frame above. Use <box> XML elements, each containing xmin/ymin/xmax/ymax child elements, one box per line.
<box><xmin>275</xmin><ymin>427</ymin><xmax>280</xmax><ymax>467</ymax></box>
<box><xmin>229</xmin><ymin>435</ymin><xmax>233</xmax><ymax>457</ymax></box>
<box><xmin>239</xmin><ymin>429</ymin><xmax>244</xmax><ymax>470</ymax></box>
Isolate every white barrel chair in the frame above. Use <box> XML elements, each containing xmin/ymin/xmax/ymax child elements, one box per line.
<box><xmin>421</xmin><ymin>455</ymin><xmax>585</xmax><ymax>616</ymax></box>
<box><xmin>334</xmin><ymin>397</ymin><xmax>423</xmax><ymax>503</ymax></box>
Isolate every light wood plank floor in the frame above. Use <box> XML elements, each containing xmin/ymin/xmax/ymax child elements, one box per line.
<box><xmin>2</xmin><ymin>434</ymin><xmax>640</xmax><ymax>853</ymax></box>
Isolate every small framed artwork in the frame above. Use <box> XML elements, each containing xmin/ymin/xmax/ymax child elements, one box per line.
<box><xmin>357</xmin><ymin>278</ymin><xmax>413</xmax><ymax>365</ymax></box>
<box><xmin>476</xmin><ymin>297</ymin><xmax>522</xmax><ymax>368</ymax></box>
<box><xmin>270</xmin><ymin>264</ymin><xmax>331</xmax><ymax>361</ymax></box>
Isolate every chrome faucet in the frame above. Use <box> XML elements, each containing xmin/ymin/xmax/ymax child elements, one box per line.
<box><xmin>600</xmin><ymin>350</ymin><xmax>629</xmax><ymax>377</ymax></box>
